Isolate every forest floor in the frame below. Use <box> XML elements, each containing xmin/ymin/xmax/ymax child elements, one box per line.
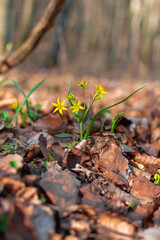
<box><xmin>0</xmin><ymin>69</ymin><xmax>160</xmax><ymax>240</ymax></box>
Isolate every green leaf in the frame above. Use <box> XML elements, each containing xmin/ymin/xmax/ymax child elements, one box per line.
<box><xmin>1</xmin><ymin>111</ymin><xmax>9</xmax><ymax>120</ymax></box>
<box><xmin>84</xmin><ymin>83</ymin><xmax>148</xmax><ymax>140</ymax></box>
<box><xmin>110</xmin><ymin>111</ymin><xmax>126</xmax><ymax>134</ymax></box>
<box><xmin>48</xmin><ymin>152</ymin><xmax>54</xmax><ymax>160</ymax></box>
<box><xmin>41</xmin><ymin>161</ymin><xmax>48</xmax><ymax>166</ymax></box>
<box><xmin>154</xmin><ymin>174</ymin><xmax>160</xmax><ymax>184</ymax></box>
<box><xmin>55</xmin><ymin>133</ymin><xmax>73</xmax><ymax>138</ymax></box>
<box><xmin>129</xmin><ymin>202</ymin><xmax>135</xmax><ymax>207</ymax></box>
<box><xmin>12</xmin><ymin>79</ymin><xmax>26</xmax><ymax>97</ymax></box>
<box><xmin>9</xmin><ymin>79</ymin><xmax>45</xmax><ymax>127</ymax></box>
<box><xmin>27</xmin><ymin>111</ymin><xmax>37</xmax><ymax>121</ymax></box>
<box><xmin>40</xmin><ymin>197</ymin><xmax>46</xmax><ymax>203</ymax></box>
<box><xmin>66</xmin><ymin>141</ymin><xmax>78</xmax><ymax>149</ymax></box>
<box><xmin>34</xmin><ymin>103</ymin><xmax>41</xmax><ymax>112</ymax></box>
<box><xmin>0</xmin><ymin>215</ymin><xmax>8</xmax><ymax>232</ymax></box>
<box><xmin>9</xmin><ymin>160</ymin><xmax>19</xmax><ymax>169</ymax></box>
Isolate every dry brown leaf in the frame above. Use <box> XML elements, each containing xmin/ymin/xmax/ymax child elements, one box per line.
<box><xmin>151</xmin><ymin>117</ymin><xmax>160</xmax><ymax>141</ymax></box>
<box><xmin>148</xmin><ymin>139</ymin><xmax>160</xmax><ymax>157</ymax></box>
<box><xmin>97</xmin><ymin>212</ymin><xmax>135</xmax><ymax>240</ymax></box>
<box><xmin>0</xmin><ymin>177</ymin><xmax>25</xmax><ymax>196</ymax></box>
<box><xmin>84</xmin><ymin>133</ymin><xmax>129</xmax><ymax>175</ymax></box>
<box><xmin>51</xmin><ymin>234</ymin><xmax>63</xmax><ymax>240</ymax></box>
<box><xmin>64</xmin><ymin>147</ymin><xmax>90</xmax><ymax>169</ymax></box>
<box><xmin>70</xmin><ymin>219</ymin><xmax>90</xmax><ymax>232</ymax></box>
<box><xmin>129</xmin><ymin>165</ymin><xmax>151</xmax><ymax>180</ymax></box>
<box><xmin>38</xmin><ymin>134</ymin><xmax>50</xmax><ymax>157</ymax></box>
<box><xmin>0</xmin><ymin>200</ymin><xmax>37</xmax><ymax>240</ymax></box>
<box><xmin>153</xmin><ymin>208</ymin><xmax>160</xmax><ymax>225</ymax></box>
<box><xmin>138</xmin><ymin>227</ymin><xmax>160</xmax><ymax>240</ymax></box>
<box><xmin>50</xmin><ymin>141</ymin><xmax>64</xmax><ymax>166</ymax></box>
<box><xmin>22</xmin><ymin>174</ymin><xmax>41</xmax><ymax>186</ymax></box>
<box><xmin>98</xmin><ymin>143</ymin><xmax>129</xmax><ymax>174</ymax></box>
<box><xmin>5</xmin><ymin>202</ymin><xmax>55</xmax><ymax>240</ymax></box>
<box><xmin>129</xmin><ymin>175</ymin><xmax>160</xmax><ymax>202</ymax></box>
<box><xmin>33</xmin><ymin>113</ymin><xmax>65</xmax><ymax>134</ymax></box>
<box><xmin>128</xmin><ymin>202</ymin><xmax>155</xmax><ymax>222</ymax></box>
<box><xmin>0</xmin><ymin>154</ymin><xmax>23</xmax><ymax>176</ymax></box>
<box><xmin>0</xmin><ymin>91</ymin><xmax>17</xmax><ymax>109</ymax></box>
<box><xmin>83</xmin><ymin>132</ymin><xmax>114</xmax><ymax>154</ymax></box>
<box><xmin>63</xmin><ymin>236</ymin><xmax>79</xmax><ymax>240</ymax></box>
<box><xmin>26</xmin><ymin>204</ymin><xmax>55</xmax><ymax>240</ymax></box>
<box><xmin>39</xmin><ymin>169</ymin><xmax>79</xmax><ymax>208</ymax></box>
<box><xmin>135</xmin><ymin>153</ymin><xmax>160</xmax><ymax>168</ymax></box>
<box><xmin>80</xmin><ymin>185</ymin><xmax>105</xmax><ymax>213</ymax></box>
<box><xmin>105</xmin><ymin>182</ymin><xmax>139</xmax><ymax>205</ymax></box>
<box><xmin>16</xmin><ymin>187</ymin><xmax>40</xmax><ymax>204</ymax></box>
<box><xmin>98</xmin><ymin>167</ymin><xmax>129</xmax><ymax>188</ymax></box>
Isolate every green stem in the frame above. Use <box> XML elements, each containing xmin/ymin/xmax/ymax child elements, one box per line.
<box><xmin>80</xmin><ymin>121</ymin><xmax>83</xmax><ymax>140</ymax></box>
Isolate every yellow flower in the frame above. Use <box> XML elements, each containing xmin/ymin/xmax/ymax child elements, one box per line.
<box><xmin>11</xmin><ymin>101</ymin><xmax>19</xmax><ymax>110</ymax></box>
<box><xmin>67</xmin><ymin>91</ymin><xmax>75</xmax><ymax>101</ymax></box>
<box><xmin>52</xmin><ymin>98</ymin><xmax>68</xmax><ymax>115</ymax></box>
<box><xmin>94</xmin><ymin>84</ymin><xmax>108</xmax><ymax>99</ymax></box>
<box><xmin>76</xmin><ymin>80</ymin><xmax>89</xmax><ymax>89</ymax></box>
<box><xmin>70</xmin><ymin>100</ymin><xmax>84</xmax><ymax>113</ymax></box>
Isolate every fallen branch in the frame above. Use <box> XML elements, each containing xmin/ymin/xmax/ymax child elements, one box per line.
<box><xmin>0</xmin><ymin>0</ymin><xmax>66</xmax><ymax>74</ymax></box>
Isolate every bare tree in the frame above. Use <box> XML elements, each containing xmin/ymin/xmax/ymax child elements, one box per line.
<box><xmin>0</xmin><ymin>0</ymin><xmax>66</xmax><ymax>74</ymax></box>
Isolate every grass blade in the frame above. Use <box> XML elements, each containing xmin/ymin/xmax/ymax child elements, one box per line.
<box><xmin>9</xmin><ymin>79</ymin><xmax>45</xmax><ymax>127</ymax></box>
<box><xmin>11</xmin><ymin>79</ymin><xmax>30</xmax><ymax>114</ymax></box>
<box><xmin>110</xmin><ymin>111</ymin><xmax>125</xmax><ymax>134</ymax></box>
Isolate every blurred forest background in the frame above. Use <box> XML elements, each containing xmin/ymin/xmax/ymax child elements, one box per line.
<box><xmin>0</xmin><ymin>0</ymin><xmax>159</xmax><ymax>78</ymax></box>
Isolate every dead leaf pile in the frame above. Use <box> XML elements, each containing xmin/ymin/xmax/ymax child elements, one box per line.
<box><xmin>0</xmin><ymin>79</ymin><xmax>160</xmax><ymax>239</ymax></box>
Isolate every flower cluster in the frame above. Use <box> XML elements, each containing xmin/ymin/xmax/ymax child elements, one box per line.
<box><xmin>51</xmin><ymin>80</ymin><xmax>147</xmax><ymax>140</ymax></box>
<box><xmin>51</xmin><ymin>81</ymin><xmax>108</xmax><ymax>116</ymax></box>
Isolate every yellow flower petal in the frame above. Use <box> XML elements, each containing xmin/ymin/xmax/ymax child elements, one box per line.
<box><xmin>61</xmin><ymin>99</ymin><xmax>65</xmax><ymax>106</ymax></box>
<box><xmin>94</xmin><ymin>84</ymin><xmax>108</xmax><ymax>97</ymax></box>
<box><xmin>53</xmin><ymin>108</ymin><xmax>58</xmax><ymax>113</ymax></box>
<box><xmin>57</xmin><ymin>97</ymin><xmax>60</xmax><ymax>105</ymax></box>
<box><xmin>52</xmin><ymin>98</ymin><xmax>68</xmax><ymax>115</ymax></box>
<box><xmin>59</xmin><ymin>109</ymin><xmax>63</xmax><ymax>115</ymax></box>
<box><xmin>52</xmin><ymin>103</ymin><xmax>58</xmax><ymax>107</ymax></box>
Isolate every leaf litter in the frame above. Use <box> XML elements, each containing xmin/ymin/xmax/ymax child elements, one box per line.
<box><xmin>0</xmin><ymin>76</ymin><xmax>160</xmax><ymax>239</ymax></box>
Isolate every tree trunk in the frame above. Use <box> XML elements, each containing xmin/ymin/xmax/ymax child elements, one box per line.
<box><xmin>18</xmin><ymin>0</ymin><xmax>37</xmax><ymax>45</ymax></box>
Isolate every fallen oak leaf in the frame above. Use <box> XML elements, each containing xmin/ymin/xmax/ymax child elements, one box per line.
<box><xmin>39</xmin><ymin>169</ymin><xmax>79</xmax><ymax>208</ymax></box>
<box><xmin>135</xmin><ymin>153</ymin><xmax>160</xmax><ymax>169</ymax></box>
<box><xmin>129</xmin><ymin>175</ymin><xmax>160</xmax><ymax>203</ymax></box>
